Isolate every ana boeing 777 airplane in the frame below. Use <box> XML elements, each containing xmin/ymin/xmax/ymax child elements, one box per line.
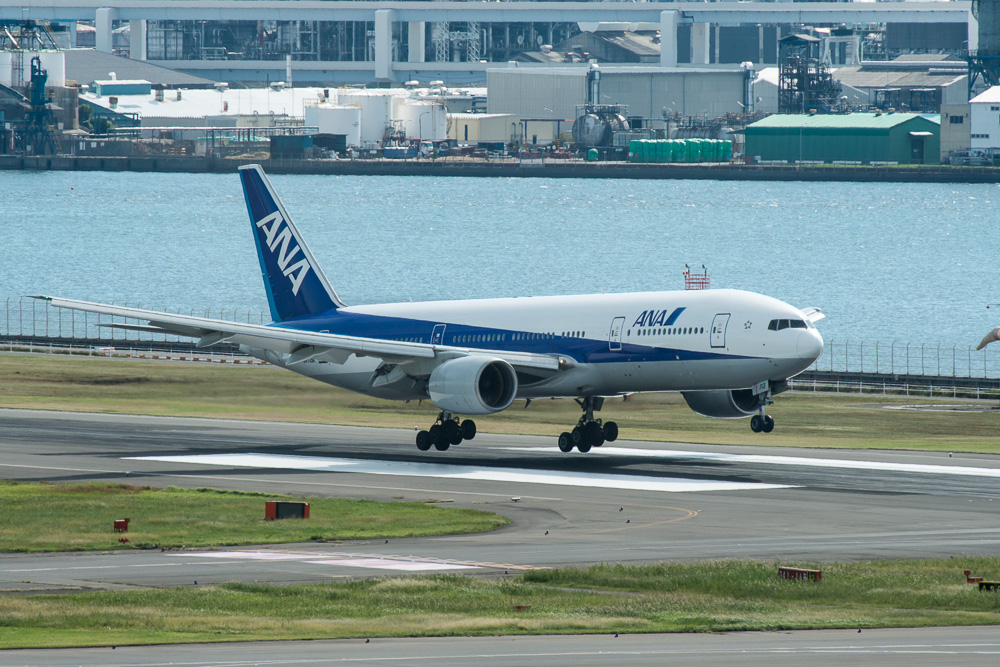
<box><xmin>36</xmin><ymin>164</ymin><xmax>824</xmax><ymax>453</ymax></box>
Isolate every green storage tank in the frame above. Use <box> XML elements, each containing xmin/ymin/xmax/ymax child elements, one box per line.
<box><xmin>587</xmin><ymin>148</ymin><xmax>599</xmax><ymax>161</ymax></box>
<box><xmin>629</xmin><ymin>140</ymin><xmax>638</xmax><ymax>162</ymax></box>
<box><xmin>675</xmin><ymin>139</ymin><xmax>688</xmax><ymax>163</ymax></box>
<box><xmin>654</xmin><ymin>140</ymin><xmax>666</xmax><ymax>163</ymax></box>
<box><xmin>722</xmin><ymin>140</ymin><xmax>733</xmax><ymax>161</ymax></box>
<box><xmin>690</xmin><ymin>139</ymin><xmax>703</xmax><ymax>162</ymax></box>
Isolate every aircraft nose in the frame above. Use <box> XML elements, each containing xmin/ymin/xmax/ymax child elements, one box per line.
<box><xmin>797</xmin><ymin>330</ymin><xmax>824</xmax><ymax>363</ymax></box>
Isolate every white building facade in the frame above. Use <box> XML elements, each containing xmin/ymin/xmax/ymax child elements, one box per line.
<box><xmin>969</xmin><ymin>86</ymin><xmax>1000</xmax><ymax>151</ymax></box>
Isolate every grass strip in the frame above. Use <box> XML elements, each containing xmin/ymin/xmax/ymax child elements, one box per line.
<box><xmin>2</xmin><ymin>559</ymin><xmax>999</xmax><ymax>648</ymax></box>
<box><xmin>0</xmin><ymin>481</ymin><xmax>507</xmax><ymax>552</ymax></box>
<box><xmin>2</xmin><ymin>353</ymin><xmax>1000</xmax><ymax>452</ymax></box>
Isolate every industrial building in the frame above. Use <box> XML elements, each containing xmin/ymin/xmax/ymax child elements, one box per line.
<box><xmin>969</xmin><ymin>86</ymin><xmax>1000</xmax><ymax>154</ymax></box>
<box><xmin>752</xmin><ymin>67</ymin><xmax>868</xmax><ymax>115</ymax></box>
<box><xmin>447</xmin><ymin>112</ymin><xmax>517</xmax><ymax>145</ymax></box>
<box><xmin>832</xmin><ymin>55</ymin><xmax>968</xmax><ymax>114</ymax></box>
<box><xmin>940</xmin><ymin>103</ymin><xmax>972</xmax><ymax>163</ymax></box>
<box><xmin>487</xmin><ymin>64</ymin><xmax>750</xmax><ymax>125</ymax></box>
<box><xmin>0</xmin><ymin>1</ymin><xmax>976</xmax><ymax>84</ymax></box>
<box><xmin>744</xmin><ymin>112</ymin><xmax>941</xmax><ymax>165</ymax></box>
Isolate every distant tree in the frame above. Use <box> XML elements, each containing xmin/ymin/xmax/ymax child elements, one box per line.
<box><xmin>79</xmin><ymin>103</ymin><xmax>114</xmax><ymax>135</ymax></box>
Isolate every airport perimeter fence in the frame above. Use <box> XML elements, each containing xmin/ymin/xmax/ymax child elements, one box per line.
<box><xmin>0</xmin><ymin>297</ymin><xmax>265</xmax><ymax>362</ymax></box>
<box><xmin>4</xmin><ymin>297</ymin><xmax>1000</xmax><ymax>394</ymax></box>
<box><xmin>812</xmin><ymin>339</ymin><xmax>1000</xmax><ymax>380</ymax></box>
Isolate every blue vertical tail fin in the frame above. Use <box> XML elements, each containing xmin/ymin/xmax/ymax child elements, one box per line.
<box><xmin>238</xmin><ymin>164</ymin><xmax>344</xmax><ymax>322</ymax></box>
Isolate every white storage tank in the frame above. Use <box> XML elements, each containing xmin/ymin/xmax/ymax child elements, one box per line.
<box><xmin>397</xmin><ymin>101</ymin><xmax>447</xmax><ymax>141</ymax></box>
<box><xmin>0</xmin><ymin>52</ymin><xmax>10</xmax><ymax>87</ymax></box>
<box><xmin>304</xmin><ymin>104</ymin><xmax>362</xmax><ymax>147</ymax></box>
<box><xmin>0</xmin><ymin>50</ymin><xmax>65</xmax><ymax>88</ymax></box>
<box><xmin>339</xmin><ymin>90</ymin><xmax>401</xmax><ymax>147</ymax></box>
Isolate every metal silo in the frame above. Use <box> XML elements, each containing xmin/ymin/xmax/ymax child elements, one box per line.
<box><xmin>969</xmin><ymin>0</ymin><xmax>1000</xmax><ymax>92</ymax></box>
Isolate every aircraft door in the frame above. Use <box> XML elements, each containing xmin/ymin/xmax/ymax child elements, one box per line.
<box><xmin>431</xmin><ymin>324</ymin><xmax>446</xmax><ymax>345</ymax></box>
<box><xmin>609</xmin><ymin>316</ymin><xmax>625</xmax><ymax>351</ymax></box>
<box><xmin>711</xmin><ymin>313</ymin><xmax>730</xmax><ymax>348</ymax></box>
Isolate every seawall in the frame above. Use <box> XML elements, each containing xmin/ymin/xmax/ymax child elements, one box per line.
<box><xmin>3</xmin><ymin>154</ymin><xmax>1000</xmax><ymax>183</ymax></box>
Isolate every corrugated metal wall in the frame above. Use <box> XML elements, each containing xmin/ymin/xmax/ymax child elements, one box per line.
<box><xmin>745</xmin><ymin>117</ymin><xmax>941</xmax><ymax>165</ymax></box>
<box><xmin>487</xmin><ymin>67</ymin><xmax>745</xmax><ymax>120</ymax></box>
<box><xmin>486</xmin><ymin>69</ymin><xmax>587</xmax><ymax>118</ymax></box>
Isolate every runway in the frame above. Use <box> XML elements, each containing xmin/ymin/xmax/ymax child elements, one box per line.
<box><xmin>2</xmin><ymin>407</ymin><xmax>1000</xmax><ymax>592</ymax></box>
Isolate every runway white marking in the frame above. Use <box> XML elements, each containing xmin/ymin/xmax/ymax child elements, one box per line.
<box><xmin>126</xmin><ymin>453</ymin><xmax>794</xmax><ymax>493</ymax></box>
<box><xmin>171</xmin><ymin>551</ymin><xmax>480</xmax><ymax>571</ymax></box>
<box><xmin>171</xmin><ymin>551</ymin><xmax>314</xmax><ymax>561</ymax></box>
<box><xmin>510</xmin><ymin>446</ymin><xmax>1000</xmax><ymax>478</ymax></box>
<box><xmin>306</xmin><ymin>558</ymin><xmax>476</xmax><ymax>571</ymax></box>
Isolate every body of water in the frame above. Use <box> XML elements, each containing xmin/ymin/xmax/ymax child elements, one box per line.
<box><xmin>2</xmin><ymin>169</ymin><xmax>999</xmax><ymax>352</ymax></box>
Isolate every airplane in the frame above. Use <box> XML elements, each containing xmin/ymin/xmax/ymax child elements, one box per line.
<box><xmin>35</xmin><ymin>164</ymin><xmax>825</xmax><ymax>453</ymax></box>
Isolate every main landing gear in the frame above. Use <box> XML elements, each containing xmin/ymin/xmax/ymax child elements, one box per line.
<box><xmin>557</xmin><ymin>396</ymin><xmax>618</xmax><ymax>453</ymax></box>
<box><xmin>415</xmin><ymin>412</ymin><xmax>477</xmax><ymax>451</ymax></box>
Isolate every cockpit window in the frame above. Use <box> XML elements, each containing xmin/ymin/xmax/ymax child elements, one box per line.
<box><xmin>768</xmin><ymin>319</ymin><xmax>808</xmax><ymax>331</ymax></box>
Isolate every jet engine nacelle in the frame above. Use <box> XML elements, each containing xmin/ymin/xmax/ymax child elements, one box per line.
<box><xmin>428</xmin><ymin>356</ymin><xmax>518</xmax><ymax>415</ymax></box>
<box><xmin>681</xmin><ymin>389</ymin><xmax>764</xmax><ymax>419</ymax></box>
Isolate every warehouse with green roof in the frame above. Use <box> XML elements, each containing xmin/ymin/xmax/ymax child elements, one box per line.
<box><xmin>744</xmin><ymin>112</ymin><xmax>940</xmax><ymax>165</ymax></box>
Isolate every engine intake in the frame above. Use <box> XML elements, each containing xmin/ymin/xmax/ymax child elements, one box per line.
<box><xmin>428</xmin><ymin>356</ymin><xmax>518</xmax><ymax>415</ymax></box>
<box><xmin>681</xmin><ymin>389</ymin><xmax>765</xmax><ymax>419</ymax></box>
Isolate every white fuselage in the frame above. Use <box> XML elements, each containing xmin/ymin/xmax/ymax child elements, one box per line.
<box><xmin>247</xmin><ymin>288</ymin><xmax>823</xmax><ymax>401</ymax></box>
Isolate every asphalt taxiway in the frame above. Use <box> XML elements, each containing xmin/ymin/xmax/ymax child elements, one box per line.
<box><xmin>4</xmin><ymin>627</ymin><xmax>1000</xmax><ymax>667</ymax></box>
<box><xmin>1</xmin><ymin>408</ymin><xmax>1000</xmax><ymax>592</ymax></box>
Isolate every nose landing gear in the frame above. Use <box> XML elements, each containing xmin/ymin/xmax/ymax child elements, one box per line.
<box><xmin>749</xmin><ymin>389</ymin><xmax>775</xmax><ymax>433</ymax></box>
<box><xmin>557</xmin><ymin>396</ymin><xmax>618</xmax><ymax>453</ymax></box>
<box><xmin>416</xmin><ymin>412</ymin><xmax>477</xmax><ymax>451</ymax></box>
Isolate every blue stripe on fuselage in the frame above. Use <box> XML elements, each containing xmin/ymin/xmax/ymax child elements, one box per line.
<box><xmin>271</xmin><ymin>310</ymin><xmax>751</xmax><ymax>365</ymax></box>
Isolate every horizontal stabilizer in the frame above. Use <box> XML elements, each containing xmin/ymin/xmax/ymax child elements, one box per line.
<box><xmin>801</xmin><ymin>307</ymin><xmax>825</xmax><ymax>324</ymax></box>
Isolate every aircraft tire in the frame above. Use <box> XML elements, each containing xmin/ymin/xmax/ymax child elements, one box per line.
<box><xmin>576</xmin><ymin>439</ymin><xmax>592</xmax><ymax>453</ymax></box>
<box><xmin>570</xmin><ymin>426</ymin><xmax>584</xmax><ymax>446</ymax></box>
<box><xmin>461</xmin><ymin>419</ymin><xmax>477</xmax><ymax>440</ymax></box>
<box><xmin>584</xmin><ymin>421</ymin><xmax>605</xmax><ymax>447</ymax></box>
<box><xmin>434</xmin><ymin>439</ymin><xmax>450</xmax><ymax>451</ymax></box>
<box><xmin>444</xmin><ymin>420</ymin><xmax>462</xmax><ymax>445</ymax></box>
<box><xmin>603</xmin><ymin>421</ymin><xmax>619</xmax><ymax>442</ymax></box>
<box><xmin>416</xmin><ymin>430</ymin><xmax>432</xmax><ymax>451</ymax></box>
<box><xmin>750</xmin><ymin>415</ymin><xmax>763</xmax><ymax>433</ymax></box>
<box><xmin>558</xmin><ymin>432</ymin><xmax>574</xmax><ymax>452</ymax></box>
<box><xmin>429</xmin><ymin>424</ymin><xmax>441</xmax><ymax>442</ymax></box>
<box><xmin>762</xmin><ymin>415</ymin><xmax>775</xmax><ymax>433</ymax></box>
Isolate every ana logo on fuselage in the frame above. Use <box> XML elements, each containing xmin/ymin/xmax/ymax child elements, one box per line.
<box><xmin>255</xmin><ymin>212</ymin><xmax>311</xmax><ymax>296</ymax></box>
<box><xmin>633</xmin><ymin>307</ymin><xmax>685</xmax><ymax>328</ymax></box>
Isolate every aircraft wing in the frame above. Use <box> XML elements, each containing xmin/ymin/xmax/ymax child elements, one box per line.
<box><xmin>32</xmin><ymin>296</ymin><xmax>563</xmax><ymax>372</ymax></box>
